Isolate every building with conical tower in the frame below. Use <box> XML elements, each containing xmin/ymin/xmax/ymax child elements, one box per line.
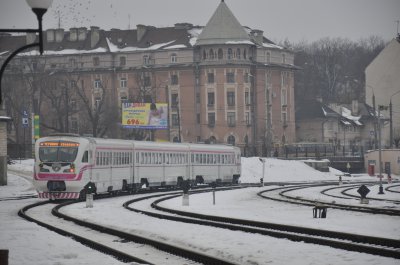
<box><xmin>1</xmin><ymin>0</ymin><xmax>297</xmax><ymax>157</ymax></box>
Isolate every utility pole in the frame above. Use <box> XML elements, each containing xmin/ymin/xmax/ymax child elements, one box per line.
<box><xmin>390</xmin><ymin>99</ymin><xmax>393</xmax><ymax>148</ymax></box>
<box><xmin>378</xmin><ymin>105</ymin><xmax>388</xmax><ymax>194</ymax></box>
<box><xmin>372</xmin><ymin>93</ymin><xmax>378</xmax><ymax>149</ymax></box>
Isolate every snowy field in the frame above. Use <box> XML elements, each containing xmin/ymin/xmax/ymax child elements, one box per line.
<box><xmin>1</xmin><ymin>158</ymin><xmax>399</xmax><ymax>265</ymax></box>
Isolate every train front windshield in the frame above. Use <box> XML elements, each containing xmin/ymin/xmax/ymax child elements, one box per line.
<box><xmin>39</xmin><ymin>141</ymin><xmax>79</xmax><ymax>162</ymax></box>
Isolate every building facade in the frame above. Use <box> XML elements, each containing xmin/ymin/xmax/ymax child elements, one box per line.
<box><xmin>365</xmin><ymin>35</ymin><xmax>400</xmax><ymax>147</ymax></box>
<box><xmin>0</xmin><ymin>1</ymin><xmax>296</xmax><ymax>156</ymax></box>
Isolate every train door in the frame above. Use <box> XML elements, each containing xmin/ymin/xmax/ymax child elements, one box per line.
<box><xmin>88</xmin><ymin>142</ymin><xmax>94</xmax><ymax>181</ymax></box>
<box><xmin>185</xmin><ymin>152</ymin><xmax>190</xmax><ymax>181</ymax></box>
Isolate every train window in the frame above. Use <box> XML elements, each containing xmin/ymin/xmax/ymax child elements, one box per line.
<box><xmin>82</xmin><ymin>151</ymin><xmax>88</xmax><ymax>163</ymax></box>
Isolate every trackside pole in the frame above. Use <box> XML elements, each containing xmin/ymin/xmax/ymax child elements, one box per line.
<box><xmin>182</xmin><ymin>180</ymin><xmax>190</xmax><ymax>206</ymax></box>
<box><xmin>86</xmin><ymin>193</ymin><xmax>93</xmax><ymax>208</ymax></box>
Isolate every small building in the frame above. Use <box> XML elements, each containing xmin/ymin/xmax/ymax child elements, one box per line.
<box><xmin>364</xmin><ymin>149</ymin><xmax>400</xmax><ymax>175</ymax></box>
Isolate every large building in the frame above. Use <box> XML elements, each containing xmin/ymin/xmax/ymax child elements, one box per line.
<box><xmin>0</xmin><ymin>0</ymin><xmax>296</xmax><ymax>156</ymax></box>
<box><xmin>365</xmin><ymin>35</ymin><xmax>400</xmax><ymax>148</ymax></box>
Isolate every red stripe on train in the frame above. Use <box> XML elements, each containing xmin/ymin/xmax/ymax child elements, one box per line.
<box><xmin>38</xmin><ymin>192</ymin><xmax>80</xmax><ymax>199</ymax></box>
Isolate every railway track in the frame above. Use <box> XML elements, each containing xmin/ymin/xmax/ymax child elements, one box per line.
<box><xmin>124</xmin><ymin>188</ymin><xmax>400</xmax><ymax>259</ymax></box>
<box><xmin>18</xmin><ymin>190</ymin><xmax>239</xmax><ymax>265</ymax></box>
<box><xmin>258</xmin><ymin>183</ymin><xmax>400</xmax><ymax>216</ymax></box>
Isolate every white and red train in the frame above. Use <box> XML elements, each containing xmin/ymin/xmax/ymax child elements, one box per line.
<box><xmin>33</xmin><ymin>134</ymin><xmax>241</xmax><ymax>199</ymax></box>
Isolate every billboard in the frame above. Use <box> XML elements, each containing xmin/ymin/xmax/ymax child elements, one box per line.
<box><xmin>122</xmin><ymin>103</ymin><xmax>168</xmax><ymax>129</ymax></box>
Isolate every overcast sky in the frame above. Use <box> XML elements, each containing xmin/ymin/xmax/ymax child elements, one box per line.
<box><xmin>1</xmin><ymin>0</ymin><xmax>399</xmax><ymax>43</ymax></box>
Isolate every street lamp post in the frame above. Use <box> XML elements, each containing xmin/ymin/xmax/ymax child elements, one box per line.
<box><xmin>259</xmin><ymin>158</ymin><xmax>265</xmax><ymax>187</ymax></box>
<box><xmin>0</xmin><ymin>0</ymin><xmax>53</xmax><ymax>104</ymax></box>
<box><xmin>377</xmin><ymin>105</ymin><xmax>387</xmax><ymax>195</ymax></box>
<box><xmin>389</xmin><ymin>90</ymin><xmax>400</xmax><ymax>148</ymax></box>
<box><xmin>0</xmin><ymin>0</ymin><xmax>52</xmax><ymax>186</ymax></box>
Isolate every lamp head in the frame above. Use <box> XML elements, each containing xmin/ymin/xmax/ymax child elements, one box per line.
<box><xmin>26</xmin><ymin>0</ymin><xmax>53</xmax><ymax>10</ymax></box>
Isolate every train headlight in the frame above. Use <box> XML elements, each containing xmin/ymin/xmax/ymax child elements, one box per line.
<box><xmin>63</xmin><ymin>163</ymin><xmax>75</xmax><ymax>173</ymax></box>
<box><xmin>39</xmin><ymin>163</ymin><xmax>43</xmax><ymax>168</ymax></box>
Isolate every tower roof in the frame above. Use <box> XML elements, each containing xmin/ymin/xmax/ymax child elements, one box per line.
<box><xmin>195</xmin><ymin>0</ymin><xmax>251</xmax><ymax>46</ymax></box>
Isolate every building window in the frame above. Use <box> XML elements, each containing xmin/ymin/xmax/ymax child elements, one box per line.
<box><xmin>120</xmin><ymin>78</ymin><xmax>127</xmax><ymax>88</ymax></box>
<box><xmin>93</xmin><ymin>57</ymin><xmax>99</xmax><ymax>66</ymax></box>
<box><xmin>281</xmin><ymin>71</ymin><xmax>289</xmax><ymax>87</ymax></box>
<box><xmin>209</xmin><ymin>49</ymin><xmax>215</xmax><ymax>59</ymax></box>
<box><xmin>208</xmin><ymin>112</ymin><xmax>215</xmax><ymax>127</ymax></box>
<box><xmin>196</xmin><ymin>92</ymin><xmax>200</xmax><ymax>104</ymax></box>
<box><xmin>236</xmin><ymin>48</ymin><xmax>241</xmax><ymax>59</ymax></box>
<box><xmin>120</xmin><ymin>56</ymin><xmax>126</xmax><ymax>66</ymax></box>
<box><xmin>208</xmin><ymin>92</ymin><xmax>215</xmax><ymax>106</ymax></box>
<box><xmin>227</xmin><ymin>112</ymin><xmax>236</xmax><ymax>126</ymax></box>
<box><xmin>94</xmin><ymin>79</ymin><xmax>101</xmax><ymax>88</ymax></box>
<box><xmin>227</xmin><ymin>48</ymin><xmax>233</xmax><ymax>60</ymax></box>
<box><xmin>171</xmin><ymin>74</ymin><xmax>179</xmax><ymax>85</ymax></box>
<box><xmin>245</xmin><ymin>112</ymin><xmax>251</xmax><ymax>125</ymax></box>
<box><xmin>70</xmin><ymin>99</ymin><xmax>77</xmax><ymax>111</ymax></box>
<box><xmin>226</xmin><ymin>72</ymin><xmax>235</xmax><ymax>83</ymax></box>
<box><xmin>281</xmin><ymin>88</ymin><xmax>287</xmax><ymax>106</ymax></box>
<box><xmin>282</xmin><ymin>53</ymin><xmax>286</xmax><ymax>64</ymax></box>
<box><xmin>197</xmin><ymin>113</ymin><xmax>200</xmax><ymax>124</ymax></box>
<box><xmin>218</xmin><ymin>48</ymin><xmax>223</xmax><ymax>59</ymax></box>
<box><xmin>245</xmin><ymin>91</ymin><xmax>250</xmax><ymax>105</ymax></box>
<box><xmin>203</xmin><ymin>50</ymin><xmax>207</xmax><ymax>60</ymax></box>
<box><xmin>171</xmin><ymin>53</ymin><xmax>177</xmax><ymax>63</ymax></box>
<box><xmin>71</xmin><ymin>117</ymin><xmax>78</xmax><ymax>132</ymax></box>
<box><xmin>69</xmin><ymin>58</ymin><xmax>76</xmax><ymax>68</ymax></box>
<box><xmin>144</xmin><ymin>76</ymin><xmax>151</xmax><ymax>87</ymax></box>
<box><xmin>172</xmin><ymin>114</ymin><xmax>179</xmax><ymax>126</ymax></box>
<box><xmin>282</xmin><ymin>112</ymin><xmax>288</xmax><ymax>126</ymax></box>
<box><xmin>143</xmin><ymin>55</ymin><xmax>149</xmax><ymax>65</ymax></box>
<box><xmin>207</xmin><ymin>72</ymin><xmax>214</xmax><ymax>83</ymax></box>
<box><xmin>171</xmin><ymin>93</ymin><xmax>179</xmax><ymax>108</ymax></box>
<box><xmin>266</xmin><ymin>52</ymin><xmax>271</xmax><ymax>63</ymax></box>
<box><xmin>243</xmin><ymin>49</ymin><xmax>247</xmax><ymax>59</ymax></box>
<box><xmin>227</xmin><ymin>135</ymin><xmax>235</xmax><ymax>145</ymax></box>
<box><xmin>227</xmin><ymin>91</ymin><xmax>235</xmax><ymax>106</ymax></box>
<box><xmin>244</xmin><ymin>72</ymin><xmax>249</xmax><ymax>83</ymax></box>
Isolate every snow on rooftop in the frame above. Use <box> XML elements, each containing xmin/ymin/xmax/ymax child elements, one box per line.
<box><xmin>225</xmin><ymin>40</ymin><xmax>254</xmax><ymax>45</ymax></box>
<box><xmin>106</xmin><ymin>38</ymin><xmax>176</xmax><ymax>52</ymax></box>
<box><xmin>18</xmin><ymin>47</ymin><xmax>108</xmax><ymax>56</ymax></box>
<box><xmin>187</xmin><ymin>28</ymin><xmax>203</xmax><ymax>46</ymax></box>
<box><xmin>163</xmin><ymin>44</ymin><xmax>187</xmax><ymax>49</ymax></box>
<box><xmin>263</xmin><ymin>42</ymin><xmax>284</xmax><ymax>49</ymax></box>
<box><xmin>341</xmin><ymin>107</ymin><xmax>361</xmax><ymax>122</ymax></box>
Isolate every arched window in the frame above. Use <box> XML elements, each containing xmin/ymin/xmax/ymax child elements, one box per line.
<box><xmin>209</xmin><ymin>49</ymin><xmax>214</xmax><ymax>59</ymax></box>
<box><xmin>282</xmin><ymin>53</ymin><xmax>286</xmax><ymax>64</ymax></box>
<box><xmin>209</xmin><ymin>136</ymin><xmax>216</xmax><ymax>144</ymax></box>
<box><xmin>227</xmin><ymin>48</ymin><xmax>233</xmax><ymax>60</ymax></box>
<box><xmin>236</xmin><ymin>48</ymin><xmax>241</xmax><ymax>59</ymax></box>
<box><xmin>203</xmin><ymin>50</ymin><xmax>207</xmax><ymax>60</ymax></box>
<box><xmin>227</xmin><ymin>135</ymin><xmax>235</xmax><ymax>146</ymax></box>
<box><xmin>218</xmin><ymin>48</ymin><xmax>223</xmax><ymax>59</ymax></box>
<box><xmin>243</xmin><ymin>49</ymin><xmax>247</xmax><ymax>59</ymax></box>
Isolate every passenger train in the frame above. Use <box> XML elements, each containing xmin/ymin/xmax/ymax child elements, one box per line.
<box><xmin>33</xmin><ymin>134</ymin><xmax>241</xmax><ymax>199</ymax></box>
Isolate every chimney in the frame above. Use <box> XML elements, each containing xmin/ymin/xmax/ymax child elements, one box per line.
<box><xmin>78</xmin><ymin>27</ymin><xmax>87</xmax><ymax>41</ymax></box>
<box><xmin>136</xmin><ymin>24</ymin><xmax>147</xmax><ymax>42</ymax></box>
<box><xmin>26</xmin><ymin>33</ymin><xmax>36</xmax><ymax>44</ymax></box>
<box><xmin>69</xmin><ymin>28</ymin><xmax>78</xmax><ymax>41</ymax></box>
<box><xmin>55</xmin><ymin>28</ymin><xmax>64</xmax><ymax>43</ymax></box>
<box><xmin>351</xmin><ymin>100</ymin><xmax>359</xmax><ymax>116</ymax></box>
<box><xmin>250</xmin><ymin>29</ymin><xmax>264</xmax><ymax>45</ymax></box>
<box><xmin>90</xmin><ymin>26</ymin><xmax>100</xmax><ymax>48</ymax></box>
<box><xmin>46</xmin><ymin>29</ymin><xmax>54</xmax><ymax>42</ymax></box>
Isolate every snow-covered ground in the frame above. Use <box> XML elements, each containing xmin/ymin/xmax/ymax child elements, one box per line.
<box><xmin>1</xmin><ymin>158</ymin><xmax>399</xmax><ymax>265</ymax></box>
